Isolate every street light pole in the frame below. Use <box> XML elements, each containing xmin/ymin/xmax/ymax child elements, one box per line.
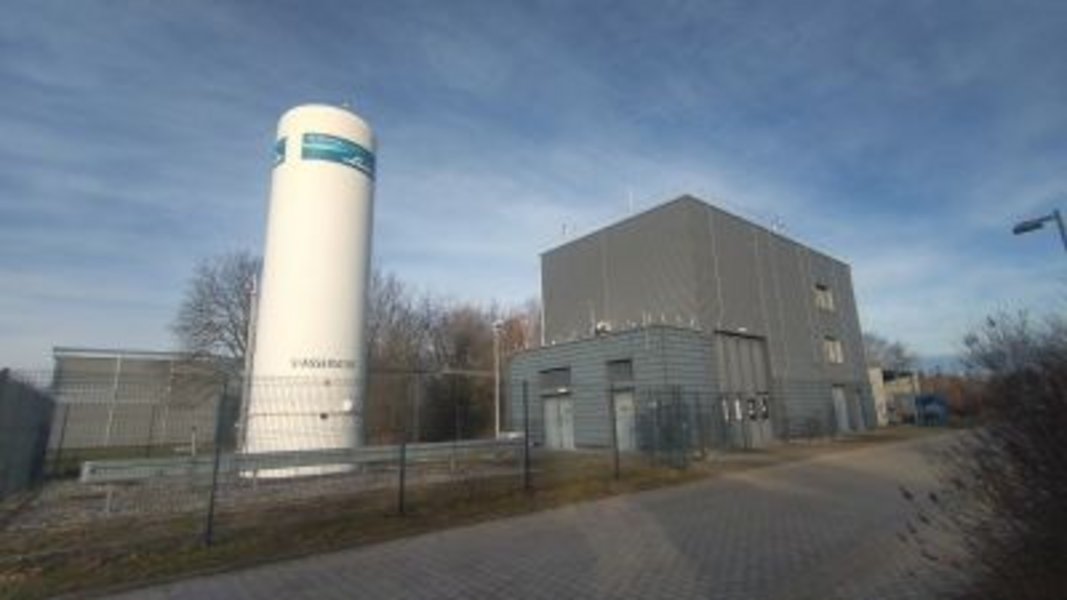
<box><xmin>1054</xmin><ymin>209</ymin><xmax>1067</xmax><ymax>254</ymax></box>
<box><xmin>1012</xmin><ymin>208</ymin><xmax>1067</xmax><ymax>254</ymax></box>
<box><xmin>493</xmin><ymin>320</ymin><xmax>503</xmax><ymax>439</ymax></box>
<box><xmin>238</xmin><ymin>274</ymin><xmax>258</xmax><ymax>451</ymax></box>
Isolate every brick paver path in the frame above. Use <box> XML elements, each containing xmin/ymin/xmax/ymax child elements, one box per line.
<box><xmin>109</xmin><ymin>434</ymin><xmax>954</xmax><ymax>599</ymax></box>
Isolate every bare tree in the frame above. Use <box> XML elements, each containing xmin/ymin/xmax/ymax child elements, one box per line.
<box><xmin>498</xmin><ymin>297</ymin><xmax>542</xmax><ymax>354</ymax></box>
<box><xmin>420</xmin><ymin>302</ymin><xmax>495</xmax><ymax>440</ymax></box>
<box><xmin>962</xmin><ymin>311</ymin><xmax>1067</xmax><ymax>374</ymax></box>
<box><xmin>172</xmin><ymin>251</ymin><xmax>260</xmax><ymax>363</ymax></box>
<box><xmin>363</xmin><ymin>271</ymin><xmax>437</xmax><ymax>443</ymax></box>
<box><xmin>427</xmin><ymin>303</ymin><xmax>494</xmax><ymax>370</ymax></box>
<box><xmin>863</xmin><ymin>332</ymin><xmax>918</xmax><ymax>370</ymax></box>
<box><xmin>366</xmin><ymin>269</ymin><xmax>433</xmax><ymax>369</ymax></box>
<box><xmin>899</xmin><ymin>310</ymin><xmax>1067</xmax><ymax>598</ymax></box>
<box><xmin>172</xmin><ymin>254</ymin><xmax>538</xmax><ymax>442</ymax></box>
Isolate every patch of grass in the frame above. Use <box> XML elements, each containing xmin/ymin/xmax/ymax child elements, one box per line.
<box><xmin>1</xmin><ymin>463</ymin><xmax>699</xmax><ymax>599</ymax></box>
<box><xmin>0</xmin><ymin>427</ymin><xmax>938</xmax><ymax>599</ymax></box>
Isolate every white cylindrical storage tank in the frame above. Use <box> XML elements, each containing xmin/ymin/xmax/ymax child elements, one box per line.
<box><xmin>244</xmin><ymin>104</ymin><xmax>376</xmax><ymax>476</ymax></box>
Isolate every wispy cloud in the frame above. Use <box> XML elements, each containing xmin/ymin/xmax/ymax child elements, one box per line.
<box><xmin>1</xmin><ymin>0</ymin><xmax>1066</xmax><ymax>367</ymax></box>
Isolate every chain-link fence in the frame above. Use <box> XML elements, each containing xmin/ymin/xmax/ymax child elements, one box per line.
<box><xmin>1</xmin><ymin>367</ymin><xmax>771</xmax><ymax>579</ymax></box>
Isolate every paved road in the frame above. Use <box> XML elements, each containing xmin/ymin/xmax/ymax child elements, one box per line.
<box><xmin>109</xmin><ymin>435</ymin><xmax>955</xmax><ymax>600</ymax></box>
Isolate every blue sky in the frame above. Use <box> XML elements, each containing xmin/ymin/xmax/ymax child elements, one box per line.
<box><xmin>2</xmin><ymin>0</ymin><xmax>1066</xmax><ymax>369</ymax></box>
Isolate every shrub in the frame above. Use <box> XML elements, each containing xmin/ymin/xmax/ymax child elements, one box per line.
<box><xmin>900</xmin><ymin>311</ymin><xmax>1067</xmax><ymax>599</ymax></box>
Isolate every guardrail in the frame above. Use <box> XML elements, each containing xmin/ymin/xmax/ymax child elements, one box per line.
<box><xmin>80</xmin><ymin>438</ymin><xmax>524</xmax><ymax>485</ymax></box>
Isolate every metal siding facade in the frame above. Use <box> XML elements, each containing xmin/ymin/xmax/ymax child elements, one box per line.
<box><xmin>542</xmin><ymin>235</ymin><xmax>605</xmax><ymax>343</ymax></box>
<box><xmin>50</xmin><ymin>354</ymin><xmax>226</xmax><ymax>450</ymax></box>
<box><xmin>706</xmin><ymin>209</ymin><xmax>767</xmax><ymax>335</ymax></box>
<box><xmin>507</xmin><ymin>327</ymin><xmax>715</xmax><ymax>447</ymax></box>
<box><xmin>605</xmin><ymin>203</ymin><xmax>701</xmax><ymax>331</ymax></box>
<box><xmin>543</xmin><ymin>199</ymin><xmax>701</xmax><ymax>343</ymax></box>
<box><xmin>537</xmin><ymin>195</ymin><xmax>873</xmax><ymax>439</ymax></box>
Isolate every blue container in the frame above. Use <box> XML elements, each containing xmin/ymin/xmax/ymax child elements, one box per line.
<box><xmin>914</xmin><ymin>394</ymin><xmax>949</xmax><ymax>427</ymax></box>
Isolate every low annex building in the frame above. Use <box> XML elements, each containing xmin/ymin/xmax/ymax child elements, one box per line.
<box><xmin>508</xmin><ymin>195</ymin><xmax>873</xmax><ymax>451</ymax></box>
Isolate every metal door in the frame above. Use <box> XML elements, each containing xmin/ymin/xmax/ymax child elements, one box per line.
<box><xmin>543</xmin><ymin>398</ymin><xmax>560</xmax><ymax>449</ymax></box>
<box><xmin>543</xmin><ymin>397</ymin><xmax>575</xmax><ymax>450</ymax></box>
<box><xmin>832</xmin><ymin>385</ymin><xmax>851</xmax><ymax>434</ymax></box>
<box><xmin>715</xmin><ymin>333</ymin><xmax>773</xmax><ymax>448</ymax></box>
<box><xmin>559</xmin><ymin>398</ymin><xmax>575</xmax><ymax>449</ymax></box>
<box><xmin>613</xmin><ymin>389</ymin><xmax>636</xmax><ymax>451</ymax></box>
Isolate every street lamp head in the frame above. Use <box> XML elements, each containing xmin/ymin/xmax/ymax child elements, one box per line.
<box><xmin>1010</xmin><ymin>209</ymin><xmax>1067</xmax><ymax>255</ymax></box>
<box><xmin>1013</xmin><ymin>218</ymin><xmax>1047</xmax><ymax>235</ymax></box>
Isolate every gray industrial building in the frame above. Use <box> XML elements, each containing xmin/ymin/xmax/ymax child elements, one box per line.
<box><xmin>508</xmin><ymin>195</ymin><xmax>872</xmax><ymax>451</ymax></box>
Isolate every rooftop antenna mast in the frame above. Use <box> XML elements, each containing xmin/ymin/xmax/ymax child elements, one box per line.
<box><xmin>771</xmin><ymin>216</ymin><xmax>786</xmax><ymax>234</ymax></box>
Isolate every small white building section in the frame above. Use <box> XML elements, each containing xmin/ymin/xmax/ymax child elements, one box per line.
<box><xmin>868</xmin><ymin>367</ymin><xmax>889</xmax><ymax>427</ymax></box>
<box><xmin>243</xmin><ymin>104</ymin><xmax>376</xmax><ymax>476</ymax></box>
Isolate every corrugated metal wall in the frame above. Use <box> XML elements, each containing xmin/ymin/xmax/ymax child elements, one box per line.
<box><xmin>508</xmin><ymin>326</ymin><xmax>716</xmax><ymax>448</ymax></box>
<box><xmin>543</xmin><ymin>200</ymin><xmax>701</xmax><ymax>341</ymax></box>
<box><xmin>50</xmin><ymin>355</ymin><xmax>227</xmax><ymax>451</ymax></box>
<box><xmin>539</xmin><ymin>195</ymin><xmax>875</xmax><ymax>436</ymax></box>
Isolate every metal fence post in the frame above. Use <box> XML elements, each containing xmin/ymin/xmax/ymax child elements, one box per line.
<box><xmin>411</xmin><ymin>373</ymin><xmax>421</xmax><ymax>443</ymax></box>
<box><xmin>608</xmin><ymin>387</ymin><xmax>620</xmax><ymax>481</ymax></box>
<box><xmin>693</xmin><ymin>393</ymin><xmax>704</xmax><ymax>458</ymax></box>
<box><xmin>52</xmin><ymin>403</ymin><xmax>70</xmax><ymax>477</ymax></box>
<box><xmin>145</xmin><ymin>403</ymin><xmax>157</xmax><ymax>458</ymax></box>
<box><xmin>680</xmin><ymin>399</ymin><xmax>690</xmax><ymax>469</ymax></box>
<box><xmin>203</xmin><ymin>380</ymin><xmax>227</xmax><ymax>547</ymax></box>
<box><xmin>741</xmin><ymin>397</ymin><xmax>752</xmax><ymax>450</ymax></box>
<box><xmin>702</xmin><ymin>393</ymin><xmax>711</xmax><ymax>457</ymax></box>
<box><xmin>652</xmin><ymin>393</ymin><xmax>660</xmax><ymax>467</ymax></box>
<box><xmin>450</xmin><ymin>375</ymin><xmax>458</xmax><ymax>473</ymax></box>
<box><xmin>522</xmin><ymin>380</ymin><xmax>531</xmax><ymax>492</ymax></box>
<box><xmin>397</xmin><ymin>437</ymin><xmax>407</xmax><ymax>515</ymax></box>
<box><xmin>452</xmin><ymin>375</ymin><xmax>460</xmax><ymax>441</ymax></box>
<box><xmin>103</xmin><ymin>356</ymin><xmax>123</xmax><ymax>447</ymax></box>
<box><xmin>31</xmin><ymin>389</ymin><xmax>53</xmax><ymax>488</ymax></box>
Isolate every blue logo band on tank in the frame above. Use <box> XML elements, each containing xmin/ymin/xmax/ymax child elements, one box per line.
<box><xmin>272</xmin><ymin>138</ymin><xmax>286</xmax><ymax>167</ymax></box>
<box><xmin>301</xmin><ymin>133</ymin><xmax>375</xmax><ymax>179</ymax></box>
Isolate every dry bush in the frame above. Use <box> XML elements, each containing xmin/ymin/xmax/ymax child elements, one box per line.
<box><xmin>900</xmin><ymin>311</ymin><xmax>1067</xmax><ymax>599</ymax></box>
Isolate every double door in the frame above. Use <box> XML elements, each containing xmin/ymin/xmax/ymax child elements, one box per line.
<box><xmin>715</xmin><ymin>333</ymin><xmax>774</xmax><ymax>449</ymax></box>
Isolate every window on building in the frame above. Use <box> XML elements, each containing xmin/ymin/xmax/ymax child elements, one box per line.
<box><xmin>539</xmin><ymin>367</ymin><xmax>572</xmax><ymax>395</ymax></box>
<box><xmin>606</xmin><ymin>359</ymin><xmax>634</xmax><ymax>385</ymax></box>
<box><xmin>814</xmin><ymin>283</ymin><xmax>836</xmax><ymax>311</ymax></box>
<box><xmin>823</xmin><ymin>336</ymin><xmax>844</xmax><ymax>364</ymax></box>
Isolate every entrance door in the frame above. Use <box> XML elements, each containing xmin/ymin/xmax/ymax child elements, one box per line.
<box><xmin>543</xmin><ymin>398</ymin><xmax>560</xmax><ymax>449</ymax></box>
<box><xmin>715</xmin><ymin>334</ymin><xmax>774</xmax><ymax>449</ymax></box>
<box><xmin>832</xmin><ymin>385</ymin><xmax>851</xmax><ymax>434</ymax></box>
<box><xmin>613</xmin><ymin>389</ymin><xmax>636</xmax><ymax>451</ymax></box>
<box><xmin>559</xmin><ymin>398</ymin><xmax>575</xmax><ymax>449</ymax></box>
<box><xmin>543</xmin><ymin>397</ymin><xmax>575</xmax><ymax>450</ymax></box>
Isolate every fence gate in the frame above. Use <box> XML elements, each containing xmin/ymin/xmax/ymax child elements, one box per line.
<box><xmin>714</xmin><ymin>333</ymin><xmax>774</xmax><ymax>449</ymax></box>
